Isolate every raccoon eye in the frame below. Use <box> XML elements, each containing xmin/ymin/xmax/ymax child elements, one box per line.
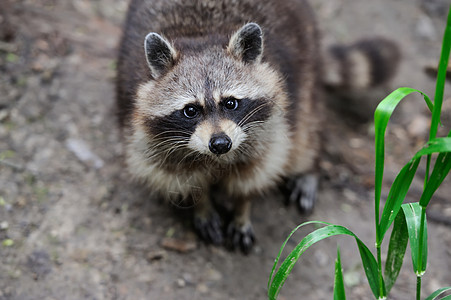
<box><xmin>224</xmin><ymin>98</ymin><xmax>239</xmax><ymax>110</ymax></box>
<box><xmin>183</xmin><ymin>105</ymin><xmax>199</xmax><ymax>118</ymax></box>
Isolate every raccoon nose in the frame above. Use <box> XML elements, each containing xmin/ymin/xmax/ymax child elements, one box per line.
<box><xmin>209</xmin><ymin>134</ymin><xmax>232</xmax><ymax>155</ymax></box>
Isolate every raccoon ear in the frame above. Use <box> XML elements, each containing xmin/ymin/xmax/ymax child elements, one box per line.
<box><xmin>228</xmin><ymin>23</ymin><xmax>263</xmax><ymax>64</ymax></box>
<box><xmin>144</xmin><ymin>33</ymin><xmax>177</xmax><ymax>79</ymax></box>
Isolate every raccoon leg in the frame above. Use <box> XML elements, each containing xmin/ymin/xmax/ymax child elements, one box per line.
<box><xmin>283</xmin><ymin>174</ymin><xmax>318</xmax><ymax>214</ymax></box>
<box><xmin>226</xmin><ymin>197</ymin><xmax>255</xmax><ymax>254</ymax></box>
<box><xmin>193</xmin><ymin>193</ymin><xmax>223</xmax><ymax>245</ymax></box>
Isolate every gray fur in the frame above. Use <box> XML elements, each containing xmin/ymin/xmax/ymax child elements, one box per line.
<box><xmin>116</xmin><ymin>0</ymin><xmax>399</xmax><ymax>253</ymax></box>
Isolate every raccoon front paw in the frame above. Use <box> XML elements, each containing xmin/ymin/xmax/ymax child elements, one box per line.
<box><xmin>285</xmin><ymin>174</ymin><xmax>318</xmax><ymax>214</ymax></box>
<box><xmin>193</xmin><ymin>212</ymin><xmax>224</xmax><ymax>245</ymax></box>
<box><xmin>226</xmin><ymin>221</ymin><xmax>255</xmax><ymax>254</ymax></box>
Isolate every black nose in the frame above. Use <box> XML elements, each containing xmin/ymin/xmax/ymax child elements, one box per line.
<box><xmin>209</xmin><ymin>134</ymin><xmax>232</xmax><ymax>155</ymax></box>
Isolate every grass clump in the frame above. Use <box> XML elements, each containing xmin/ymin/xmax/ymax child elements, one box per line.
<box><xmin>268</xmin><ymin>5</ymin><xmax>451</xmax><ymax>300</ymax></box>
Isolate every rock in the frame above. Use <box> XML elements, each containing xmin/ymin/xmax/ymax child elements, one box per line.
<box><xmin>344</xmin><ymin>269</ymin><xmax>361</xmax><ymax>287</ymax></box>
<box><xmin>146</xmin><ymin>250</ymin><xmax>167</xmax><ymax>262</ymax></box>
<box><xmin>161</xmin><ymin>237</ymin><xmax>197</xmax><ymax>253</ymax></box>
<box><xmin>182</xmin><ymin>272</ymin><xmax>195</xmax><ymax>285</ymax></box>
<box><xmin>349</xmin><ymin>138</ymin><xmax>364</xmax><ymax>149</ymax></box>
<box><xmin>203</xmin><ymin>266</ymin><xmax>223</xmax><ymax>282</ymax></box>
<box><xmin>0</xmin><ymin>221</ymin><xmax>8</xmax><ymax>230</ymax></box>
<box><xmin>176</xmin><ymin>278</ymin><xmax>186</xmax><ymax>288</ymax></box>
<box><xmin>196</xmin><ymin>283</ymin><xmax>209</xmax><ymax>294</ymax></box>
<box><xmin>65</xmin><ymin>138</ymin><xmax>104</xmax><ymax>169</ymax></box>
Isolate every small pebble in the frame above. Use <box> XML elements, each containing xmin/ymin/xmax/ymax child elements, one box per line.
<box><xmin>196</xmin><ymin>283</ymin><xmax>209</xmax><ymax>294</ymax></box>
<box><xmin>349</xmin><ymin>138</ymin><xmax>364</xmax><ymax>149</ymax></box>
<box><xmin>65</xmin><ymin>138</ymin><xmax>104</xmax><ymax>169</ymax></box>
<box><xmin>146</xmin><ymin>250</ymin><xmax>167</xmax><ymax>262</ymax></box>
<box><xmin>176</xmin><ymin>278</ymin><xmax>186</xmax><ymax>288</ymax></box>
<box><xmin>182</xmin><ymin>272</ymin><xmax>195</xmax><ymax>285</ymax></box>
<box><xmin>0</xmin><ymin>221</ymin><xmax>8</xmax><ymax>230</ymax></box>
<box><xmin>161</xmin><ymin>237</ymin><xmax>197</xmax><ymax>253</ymax></box>
<box><xmin>344</xmin><ymin>270</ymin><xmax>361</xmax><ymax>287</ymax></box>
<box><xmin>204</xmin><ymin>267</ymin><xmax>222</xmax><ymax>282</ymax></box>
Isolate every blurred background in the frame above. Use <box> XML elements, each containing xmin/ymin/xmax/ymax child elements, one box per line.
<box><xmin>0</xmin><ymin>0</ymin><xmax>450</xmax><ymax>299</ymax></box>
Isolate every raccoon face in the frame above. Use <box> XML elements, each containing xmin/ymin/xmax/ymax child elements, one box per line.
<box><xmin>134</xmin><ymin>23</ymin><xmax>286</xmax><ymax>165</ymax></box>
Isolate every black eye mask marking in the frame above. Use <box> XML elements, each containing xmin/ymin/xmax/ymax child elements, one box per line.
<box><xmin>146</xmin><ymin>103</ymin><xmax>203</xmax><ymax>139</ymax></box>
<box><xmin>145</xmin><ymin>97</ymin><xmax>273</xmax><ymax>143</ymax></box>
<box><xmin>222</xmin><ymin>97</ymin><xmax>273</xmax><ymax>126</ymax></box>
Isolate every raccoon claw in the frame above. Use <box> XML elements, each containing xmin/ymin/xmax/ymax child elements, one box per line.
<box><xmin>226</xmin><ymin>221</ymin><xmax>255</xmax><ymax>254</ymax></box>
<box><xmin>193</xmin><ymin>212</ymin><xmax>224</xmax><ymax>245</ymax></box>
<box><xmin>286</xmin><ymin>174</ymin><xmax>318</xmax><ymax>214</ymax></box>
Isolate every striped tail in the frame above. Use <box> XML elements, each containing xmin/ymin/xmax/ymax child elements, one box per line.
<box><xmin>323</xmin><ymin>37</ymin><xmax>401</xmax><ymax>121</ymax></box>
<box><xmin>324</xmin><ymin>37</ymin><xmax>401</xmax><ymax>90</ymax></box>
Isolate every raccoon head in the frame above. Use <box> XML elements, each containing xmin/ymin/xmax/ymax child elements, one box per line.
<box><xmin>134</xmin><ymin>23</ymin><xmax>287</xmax><ymax>166</ymax></box>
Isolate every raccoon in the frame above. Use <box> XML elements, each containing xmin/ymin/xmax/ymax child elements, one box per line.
<box><xmin>116</xmin><ymin>0</ymin><xmax>399</xmax><ymax>253</ymax></box>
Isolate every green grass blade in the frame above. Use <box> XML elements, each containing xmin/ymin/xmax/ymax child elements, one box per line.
<box><xmin>418</xmin><ymin>134</ymin><xmax>451</xmax><ymax>207</ymax></box>
<box><xmin>374</xmin><ymin>87</ymin><xmax>433</xmax><ymax>243</ymax></box>
<box><xmin>379</xmin><ymin>158</ymin><xmax>421</xmax><ymax>240</ymax></box>
<box><xmin>355</xmin><ymin>238</ymin><xmax>385</xmax><ymax>299</ymax></box>
<box><xmin>426</xmin><ymin>2</ymin><xmax>451</xmax><ymax>201</ymax></box>
<box><xmin>379</xmin><ymin>136</ymin><xmax>451</xmax><ymax>239</ymax></box>
<box><xmin>374</xmin><ymin>87</ymin><xmax>433</xmax><ymax>203</ymax></box>
<box><xmin>384</xmin><ymin>208</ymin><xmax>409</xmax><ymax>293</ymax></box>
<box><xmin>374</xmin><ymin>88</ymin><xmax>433</xmax><ymax>200</ymax></box>
<box><xmin>267</xmin><ymin>224</ymin><xmax>383</xmax><ymax>299</ymax></box>
<box><xmin>404</xmin><ymin>135</ymin><xmax>451</xmax><ymax>208</ymax></box>
<box><xmin>402</xmin><ymin>203</ymin><xmax>428</xmax><ymax>275</ymax></box>
<box><xmin>412</xmin><ymin>137</ymin><xmax>451</xmax><ymax>160</ymax></box>
<box><xmin>420</xmin><ymin>151</ymin><xmax>451</xmax><ymax>207</ymax></box>
<box><xmin>429</xmin><ymin>4</ymin><xmax>451</xmax><ymax>141</ymax></box>
<box><xmin>334</xmin><ymin>247</ymin><xmax>346</xmax><ymax>300</ymax></box>
<box><xmin>425</xmin><ymin>287</ymin><xmax>451</xmax><ymax>300</ymax></box>
<box><xmin>267</xmin><ymin>221</ymin><xmax>329</xmax><ymax>291</ymax></box>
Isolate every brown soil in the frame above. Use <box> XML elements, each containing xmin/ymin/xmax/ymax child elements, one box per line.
<box><xmin>1</xmin><ymin>0</ymin><xmax>450</xmax><ymax>299</ymax></box>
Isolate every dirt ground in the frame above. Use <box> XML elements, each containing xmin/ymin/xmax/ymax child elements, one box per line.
<box><xmin>0</xmin><ymin>0</ymin><xmax>450</xmax><ymax>299</ymax></box>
